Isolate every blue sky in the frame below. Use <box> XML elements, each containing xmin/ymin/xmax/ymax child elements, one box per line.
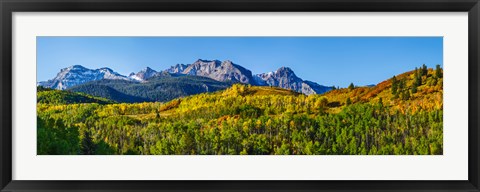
<box><xmin>37</xmin><ymin>37</ymin><xmax>442</xmax><ymax>87</ymax></box>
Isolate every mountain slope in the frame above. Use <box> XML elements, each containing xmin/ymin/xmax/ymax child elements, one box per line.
<box><xmin>320</xmin><ymin>67</ymin><xmax>443</xmax><ymax>113</ymax></box>
<box><xmin>302</xmin><ymin>80</ymin><xmax>333</xmax><ymax>95</ymax></box>
<box><xmin>254</xmin><ymin>67</ymin><xmax>332</xmax><ymax>95</ymax></box>
<box><xmin>38</xmin><ymin>65</ymin><xmax>129</xmax><ymax>90</ymax></box>
<box><xmin>68</xmin><ymin>75</ymin><xmax>232</xmax><ymax>103</ymax></box>
<box><xmin>37</xmin><ymin>87</ymin><xmax>114</xmax><ymax>104</ymax></box>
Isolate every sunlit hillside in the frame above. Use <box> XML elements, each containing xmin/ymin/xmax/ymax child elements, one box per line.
<box><xmin>37</xmin><ymin>65</ymin><xmax>443</xmax><ymax>155</ymax></box>
<box><xmin>37</xmin><ymin>86</ymin><xmax>115</xmax><ymax>105</ymax></box>
<box><xmin>321</xmin><ymin>66</ymin><xmax>443</xmax><ymax>113</ymax></box>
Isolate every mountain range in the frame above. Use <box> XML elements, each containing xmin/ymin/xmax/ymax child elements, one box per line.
<box><xmin>37</xmin><ymin>59</ymin><xmax>333</xmax><ymax>102</ymax></box>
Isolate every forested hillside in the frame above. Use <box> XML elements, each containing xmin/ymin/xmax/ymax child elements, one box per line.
<box><xmin>67</xmin><ymin>75</ymin><xmax>232</xmax><ymax>103</ymax></box>
<box><xmin>37</xmin><ymin>65</ymin><xmax>443</xmax><ymax>155</ymax></box>
<box><xmin>37</xmin><ymin>86</ymin><xmax>114</xmax><ymax>105</ymax></box>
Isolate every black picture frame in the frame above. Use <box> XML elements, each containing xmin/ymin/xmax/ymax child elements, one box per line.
<box><xmin>1</xmin><ymin>0</ymin><xmax>479</xmax><ymax>191</ymax></box>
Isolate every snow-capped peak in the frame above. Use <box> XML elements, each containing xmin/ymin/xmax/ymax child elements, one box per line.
<box><xmin>254</xmin><ymin>66</ymin><xmax>331</xmax><ymax>95</ymax></box>
<box><xmin>129</xmin><ymin>67</ymin><xmax>159</xmax><ymax>81</ymax></box>
<box><xmin>37</xmin><ymin>65</ymin><xmax>129</xmax><ymax>90</ymax></box>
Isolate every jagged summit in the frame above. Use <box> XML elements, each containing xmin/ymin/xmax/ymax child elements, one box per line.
<box><xmin>99</xmin><ymin>67</ymin><xmax>114</xmax><ymax>71</ymax></box>
<box><xmin>68</xmin><ymin>64</ymin><xmax>86</xmax><ymax>69</ymax></box>
<box><xmin>129</xmin><ymin>67</ymin><xmax>159</xmax><ymax>81</ymax></box>
<box><xmin>254</xmin><ymin>66</ymin><xmax>332</xmax><ymax>95</ymax></box>
<box><xmin>166</xmin><ymin>63</ymin><xmax>189</xmax><ymax>74</ymax></box>
<box><xmin>196</xmin><ymin>59</ymin><xmax>220</xmax><ymax>63</ymax></box>
<box><xmin>276</xmin><ymin>66</ymin><xmax>294</xmax><ymax>73</ymax></box>
<box><xmin>181</xmin><ymin>59</ymin><xmax>254</xmax><ymax>84</ymax></box>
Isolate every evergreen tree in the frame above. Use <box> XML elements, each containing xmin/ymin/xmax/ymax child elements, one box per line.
<box><xmin>400</xmin><ymin>79</ymin><xmax>406</xmax><ymax>90</ymax></box>
<box><xmin>377</xmin><ymin>97</ymin><xmax>384</xmax><ymax>108</ymax></box>
<box><xmin>415</xmin><ymin>69</ymin><xmax>422</xmax><ymax>87</ymax></box>
<box><xmin>319</xmin><ymin>97</ymin><xmax>329</xmax><ymax>113</ymax></box>
<box><xmin>401</xmin><ymin>90</ymin><xmax>411</xmax><ymax>101</ymax></box>
<box><xmin>436</xmin><ymin>64</ymin><xmax>442</xmax><ymax>78</ymax></box>
<box><xmin>411</xmin><ymin>85</ymin><xmax>417</xmax><ymax>94</ymax></box>
<box><xmin>346</xmin><ymin>97</ymin><xmax>352</xmax><ymax>105</ymax></box>
<box><xmin>391</xmin><ymin>76</ymin><xmax>398</xmax><ymax>95</ymax></box>
<box><xmin>348</xmin><ymin>83</ymin><xmax>355</xmax><ymax>90</ymax></box>
<box><xmin>421</xmin><ymin>64</ymin><xmax>428</xmax><ymax>76</ymax></box>
<box><xmin>81</xmin><ymin>130</ymin><xmax>96</xmax><ymax>155</ymax></box>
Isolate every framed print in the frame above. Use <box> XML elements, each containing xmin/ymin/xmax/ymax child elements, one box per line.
<box><xmin>1</xmin><ymin>0</ymin><xmax>479</xmax><ymax>191</ymax></box>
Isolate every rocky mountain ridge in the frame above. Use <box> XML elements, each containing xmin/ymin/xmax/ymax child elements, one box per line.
<box><xmin>38</xmin><ymin>59</ymin><xmax>332</xmax><ymax>95</ymax></box>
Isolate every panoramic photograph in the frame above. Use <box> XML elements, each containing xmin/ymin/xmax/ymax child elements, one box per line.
<box><xmin>36</xmin><ymin>37</ymin><xmax>443</xmax><ymax>155</ymax></box>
